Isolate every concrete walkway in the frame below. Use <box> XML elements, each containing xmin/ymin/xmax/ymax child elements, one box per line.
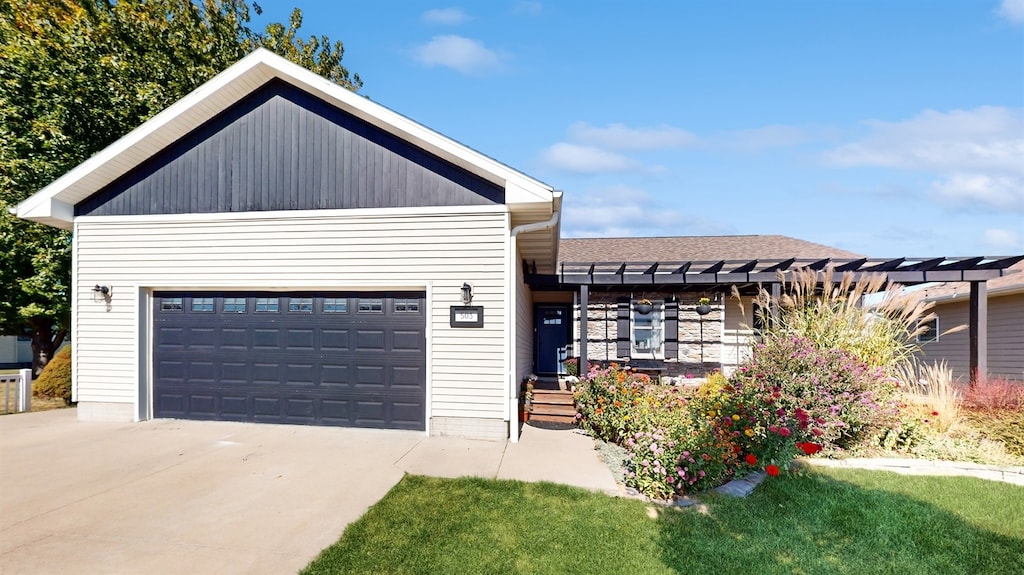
<box><xmin>0</xmin><ymin>409</ymin><xmax>615</xmax><ymax>574</ymax></box>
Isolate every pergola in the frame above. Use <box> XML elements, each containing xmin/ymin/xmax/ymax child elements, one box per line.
<box><xmin>526</xmin><ymin>255</ymin><xmax>1024</xmax><ymax>384</ymax></box>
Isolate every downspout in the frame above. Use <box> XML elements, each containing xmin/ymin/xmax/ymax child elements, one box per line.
<box><xmin>507</xmin><ymin>193</ymin><xmax>562</xmax><ymax>443</ymax></box>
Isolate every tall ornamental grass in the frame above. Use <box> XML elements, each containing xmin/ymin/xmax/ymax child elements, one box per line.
<box><xmin>746</xmin><ymin>269</ymin><xmax>945</xmax><ymax>371</ymax></box>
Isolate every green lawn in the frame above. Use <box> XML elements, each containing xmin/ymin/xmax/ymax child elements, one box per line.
<box><xmin>302</xmin><ymin>469</ymin><xmax>1024</xmax><ymax>575</ymax></box>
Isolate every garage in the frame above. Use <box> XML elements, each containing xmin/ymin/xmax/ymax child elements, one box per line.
<box><xmin>152</xmin><ymin>291</ymin><xmax>426</xmax><ymax>430</ymax></box>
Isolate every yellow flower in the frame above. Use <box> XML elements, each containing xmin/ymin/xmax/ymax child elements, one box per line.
<box><xmin>744</xmin><ymin>428</ymin><xmax>754</xmax><ymax>436</ymax></box>
<box><xmin>732</xmin><ymin>414</ymin><xmax>740</xmax><ymax>421</ymax></box>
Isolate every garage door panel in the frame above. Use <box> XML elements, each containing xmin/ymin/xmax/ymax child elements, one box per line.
<box><xmin>153</xmin><ymin>291</ymin><xmax>425</xmax><ymax>429</ymax></box>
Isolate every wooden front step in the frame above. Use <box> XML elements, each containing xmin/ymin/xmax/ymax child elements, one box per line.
<box><xmin>529</xmin><ymin>389</ymin><xmax>577</xmax><ymax>423</ymax></box>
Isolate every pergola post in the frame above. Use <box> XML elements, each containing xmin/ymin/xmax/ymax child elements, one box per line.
<box><xmin>579</xmin><ymin>284</ymin><xmax>589</xmax><ymax>369</ymax></box>
<box><xmin>969</xmin><ymin>281</ymin><xmax>988</xmax><ymax>386</ymax></box>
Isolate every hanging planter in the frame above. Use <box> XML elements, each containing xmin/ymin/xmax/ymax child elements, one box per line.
<box><xmin>634</xmin><ymin>298</ymin><xmax>654</xmax><ymax>315</ymax></box>
<box><xmin>695</xmin><ymin>297</ymin><xmax>712</xmax><ymax>316</ymax></box>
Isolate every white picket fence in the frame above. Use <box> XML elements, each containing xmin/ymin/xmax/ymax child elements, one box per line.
<box><xmin>1</xmin><ymin>369</ymin><xmax>32</xmax><ymax>414</ymax></box>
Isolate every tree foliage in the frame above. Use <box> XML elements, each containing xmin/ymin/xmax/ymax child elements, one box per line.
<box><xmin>0</xmin><ymin>0</ymin><xmax>361</xmax><ymax>373</ymax></box>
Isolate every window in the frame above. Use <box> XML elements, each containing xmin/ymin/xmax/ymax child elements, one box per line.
<box><xmin>255</xmin><ymin>297</ymin><xmax>279</xmax><ymax>313</ymax></box>
<box><xmin>223</xmin><ymin>297</ymin><xmax>246</xmax><ymax>313</ymax></box>
<box><xmin>632</xmin><ymin>300</ymin><xmax>664</xmax><ymax>357</ymax></box>
<box><xmin>394</xmin><ymin>298</ymin><xmax>419</xmax><ymax>313</ymax></box>
<box><xmin>191</xmin><ymin>297</ymin><xmax>214</xmax><ymax>312</ymax></box>
<box><xmin>358</xmin><ymin>298</ymin><xmax>383</xmax><ymax>313</ymax></box>
<box><xmin>917</xmin><ymin>317</ymin><xmax>938</xmax><ymax>343</ymax></box>
<box><xmin>160</xmin><ymin>297</ymin><xmax>183</xmax><ymax>311</ymax></box>
<box><xmin>324</xmin><ymin>298</ymin><xmax>348</xmax><ymax>313</ymax></box>
<box><xmin>288</xmin><ymin>297</ymin><xmax>313</xmax><ymax>313</ymax></box>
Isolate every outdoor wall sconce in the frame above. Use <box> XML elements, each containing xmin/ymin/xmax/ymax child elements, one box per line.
<box><xmin>92</xmin><ymin>284</ymin><xmax>110</xmax><ymax>296</ymax></box>
<box><xmin>461</xmin><ymin>282</ymin><xmax>473</xmax><ymax>305</ymax></box>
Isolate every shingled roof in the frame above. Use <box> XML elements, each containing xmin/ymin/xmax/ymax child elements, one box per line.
<box><xmin>558</xmin><ymin>235</ymin><xmax>863</xmax><ymax>264</ymax></box>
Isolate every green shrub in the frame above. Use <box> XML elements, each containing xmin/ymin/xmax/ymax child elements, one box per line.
<box><xmin>34</xmin><ymin>346</ymin><xmax>72</xmax><ymax>405</ymax></box>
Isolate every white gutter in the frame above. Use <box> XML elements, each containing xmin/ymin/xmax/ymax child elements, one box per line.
<box><xmin>506</xmin><ymin>192</ymin><xmax>562</xmax><ymax>443</ymax></box>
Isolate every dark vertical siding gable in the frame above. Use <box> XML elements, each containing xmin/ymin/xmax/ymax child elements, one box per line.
<box><xmin>76</xmin><ymin>80</ymin><xmax>505</xmax><ymax>217</ymax></box>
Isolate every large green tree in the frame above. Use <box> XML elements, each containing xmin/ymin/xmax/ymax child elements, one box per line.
<box><xmin>0</xmin><ymin>0</ymin><xmax>361</xmax><ymax>374</ymax></box>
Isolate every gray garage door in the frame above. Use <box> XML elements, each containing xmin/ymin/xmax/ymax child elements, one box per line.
<box><xmin>152</xmin><ymin>291</ymin><xmax>426</xmax><ymax>430</ymax></box>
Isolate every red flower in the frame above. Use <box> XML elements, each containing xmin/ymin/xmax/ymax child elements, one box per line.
<box><xmin>931</xmin><ymin>411</ymin><xmax>939</xmax><ymax>416</ymax></box>
<box><xmin>766</xmin><ymin>464</ymin><xmax>780</xmax><ymax>477</ymax></box>
<box><xmin>778</xmin><ymin>427</ymin><xmax>792</xmax><ymax>437</ymax></box>
<box><xmin>796</xmin><ymin>442</ymin><xmax>822</xmax><ymax>455</ymax></box>
<box><xmin>745</xmin><ymin>453</ymin><xmax>758</xmax><ymax>466</ymax></box>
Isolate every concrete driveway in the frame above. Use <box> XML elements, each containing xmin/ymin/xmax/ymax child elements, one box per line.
<box><xmin>1</xmin><ymin>409</ymin><xmax>615</xmax><ymax>574</ymax></box>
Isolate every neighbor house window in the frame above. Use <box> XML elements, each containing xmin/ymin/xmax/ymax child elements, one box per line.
<box><xmin>323</xmin><ymin>298</ymin><xmax>347</xmax><ymax>313</ymax></box>
<box><xmin>223</xmin><ymin>297</ymin><xmax>246</xmax><ymax>313</ymax></box>
<box><xmin>632</xmin><ymin>300</ymin><xmax>664</xmax><ymax>358</ymax></box>
<box><xmin>917</xmin><ymin>317</ymin><xmax>939</xmax><ymax>343</ymax></box>
<box><xmin>191</xmin><ymin>297</ymin><xmax>214</xmax><ymax>312</ymax></box>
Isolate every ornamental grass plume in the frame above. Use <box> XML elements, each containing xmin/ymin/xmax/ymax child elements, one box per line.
<box><xmin>894</xmin><ymin>360</ymin><xmax>961</xmax><ymax>433</ymax></box>
<box><xmin>738</xmin><ymin>268</ymin><xmax>953</xmax><ymax>373</ymax></box>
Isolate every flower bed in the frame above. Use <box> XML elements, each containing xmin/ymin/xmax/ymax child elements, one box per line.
<box><xmin>574</xmin><ymin>337</ymin><xmax>897</xmax><ymax>499</ymax></box>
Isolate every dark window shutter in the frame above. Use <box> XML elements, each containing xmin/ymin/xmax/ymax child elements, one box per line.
<box><xmin>616</xmin><ymin>298</ymin><xmax>630</xmax><ymax>358</ymax></box>
<box><xmin>664</xmin><ymin>298</ymin><xmax>679</xmax><ymax>359</ymax></box>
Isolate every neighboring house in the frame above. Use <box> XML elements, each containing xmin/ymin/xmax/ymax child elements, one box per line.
<box><xmin>15</xmin><ymin>49</ymin><xmax>1020</xmax><ymax>441</ymax></box>
<box><xmin>916</xmin><ymin>260</ymin><xmax>1024</xmax><ymax>382</ymax></box>
<box><xmin>0</xmin><ymin>336</ymin><xmax>33</xmax><ymax>369</ymax></box>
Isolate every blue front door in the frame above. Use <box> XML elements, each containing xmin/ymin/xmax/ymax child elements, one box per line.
<box><xmin>535</xmin><ymin>305</ymin><xmax>570</xmax><ymax>375</ymax></box>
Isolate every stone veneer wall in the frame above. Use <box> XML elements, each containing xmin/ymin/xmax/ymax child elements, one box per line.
<box><xmin>572</xmin><ymin>292</ymin><xmax>724</xmax><ymax>377</ymax></box>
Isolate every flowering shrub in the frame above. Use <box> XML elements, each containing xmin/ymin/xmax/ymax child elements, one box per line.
<box><xmin>730</xmin><ymin>335</ymin><xmax>899</xmax><ymax>451</ymax></box>
<box><xmin>564</xmin><ymin>357</ymin><xmax>580</xmax><ymax>377</ymax></box>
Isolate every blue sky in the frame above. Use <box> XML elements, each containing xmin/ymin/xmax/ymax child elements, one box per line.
<box><xmin>255</xmin><ymin>0</ymin><xmax>1023</xmax><ymax>258</ymax></box>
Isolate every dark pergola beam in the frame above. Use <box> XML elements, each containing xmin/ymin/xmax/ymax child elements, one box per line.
<box><xmin>579</xmin><ymin>284</ymin><xmax>589</xmax><ymax>367</ymax></box>
<box><xmin>969</xmin><ymin>281</ymin><xmax>988</xmax><ymax>386</ymax></box>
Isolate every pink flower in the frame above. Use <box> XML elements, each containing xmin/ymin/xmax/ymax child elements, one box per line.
<box><xmin>778</xmin><ymin>427</ymin><xmax>792</xmax><ymax>437</ymax></box>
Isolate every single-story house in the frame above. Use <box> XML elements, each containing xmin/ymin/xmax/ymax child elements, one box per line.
<box><xmin>15</xmin><ymin>49</ymin><xmax>1021</xmax><ymax>441</ymax></box>
<box><xmin>916</xmin><ymin>260</ymin><xmax>1024</xmax><ymax>381</ymax></box>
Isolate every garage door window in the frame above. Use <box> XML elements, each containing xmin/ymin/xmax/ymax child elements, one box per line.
<box><xmin>191</xmin><ymin>297</ymin><xmax>214</xmax><ymax>312</ymax></box>
<box><xmin>358</xmin><ymin>298</ymin><xmax>383</xmax><ymax>313</ymax></box>
<box><xmin>394</xmin><ymin>298</ymin><xmax>419</xmax><ymax>313</ymax></box>
<box><xmin>160</xmin><ymin>297</ymin><xmax>183</xmax><ymax>312</ymax></box>
<box><xmin>255</xmin><ymin>297</ymin><xmax>279</xmax><ymax>313</ymax></box>
<box><xmin>323</xmin><ymin>298</ymin><xmax>347</xmax><ymax>313</ymax></box>
<box><xmin>288</xmin><ymin>297</ymin><xmax>313</xmax><ymax>313</ymax></box>
<box><xmin>223</xmin><ymin>297</ymin><xmax>246</xmax><ymax>313</ymax></box>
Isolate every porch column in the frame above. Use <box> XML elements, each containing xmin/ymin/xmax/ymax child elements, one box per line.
<box><xmin>579</xmin><ymin>284</ymin><xmax>588</xmax><ymax>366</ymax></box>
<box><xmin>969</xmin><ymin>281</ymin><xmax>988</xmax><ymax>386</ymax></box>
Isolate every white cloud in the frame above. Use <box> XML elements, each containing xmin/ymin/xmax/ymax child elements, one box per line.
<box><xmin>540</xmin><ymin>143</ymin><xmax>640</xmax><ymax>173</ymax></box>
<box><xmin>822</xmin><ymin>107</ymin><xmax>1024</xmax><ymax>214</ymax></box>
<box><xmin>823</xmin><ymin>107</ymin><xmax>1024</xmax><ymax>174</ymax></box>
<box><xmin>422</xmin><ymin>7</ymin><xmax>469</xmax><ymax>25</ymax></box>
<box><xmin>567</xmin><ymin>122</ymin><xmax>698</xmax><ymax>150</ymax></box>
<box><xmin>997</xmin><ymin>0</ymin><xmax>1024</xmax><ymax>23</ymax></box>
<box><xmin>413</xmin><ymin>35</ymin><xmax>502</xmax><ymax>74</ymax></box>
<box><xmin>932</xmin><ymin>173</ymin><xmax>1024</xmax><ymax>212</ymax></box>
<box><xmin>982</xmin><ymin>228</ymin><xmax>1024</xmax><ymax>251</ymax></box>
<box><xmin>512</xmin><ymin>1</ymin><xmax>543</xmax><ymax>15</ymax></box>
<box><xmin>561</xmin><ymin>187</ymin><xmax>733</xmax><ymax>238</ymax></box>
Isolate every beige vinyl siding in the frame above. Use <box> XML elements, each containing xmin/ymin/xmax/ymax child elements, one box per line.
<box><xmin>722</xmin><ymin>296</ymin><xmax>756</xmax><ymax>375</ymax></box>
<box><xmin>73</xmin><ymin>209</ymin><xmax>510</xmax><ymax>419</ymax></box>
<box><xmin>515</xmin><ymin>246</ymin><xmax>534</xmax><ymax>381</ymax></box>
<box><xmin>919</xmin><ymin>293</ymin><xmax>1024</xmax><ymax>381</ymax></box>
